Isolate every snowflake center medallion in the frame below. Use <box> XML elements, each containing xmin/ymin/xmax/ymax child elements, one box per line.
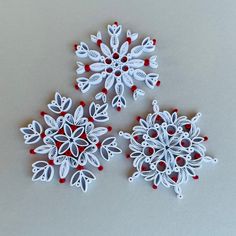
<box><xmin>75</xmin><ymin>22</ymin><xmax>159</xmax><ymax>111</ymax></box>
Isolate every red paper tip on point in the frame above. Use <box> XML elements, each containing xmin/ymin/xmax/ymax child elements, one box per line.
<box><xmin>117</xmin><ymin>107</ymin><xmax>121</xmax><ymax>112</ymax></box>
<box><xmin>107</xmin><ymin>126</ymin><xmax>112</xmax><ymax>132</ymax></box>
<box><xmin>48</xmin><ymin>160</ymin><xmax>54</xmax><ymax>166</ymax></box>
<box><xmin>126</xmin><ymin>37</ymin><xmax>131</xmax><ymax>44</ymax></box>
<box><xmin>74</xmin><ymin>84</ymin><xmax>79</xmax><ymax>90</ymax></box>
<box><xmin>29</xmin><ymin>149</ymin><xmax>36</xmax><ymax>155</ymax></box>
<box><xmin>60</xmin><ymin>111</ymin><xmax>66</xmax><ymax>116</ymax></box>
<box><xmin>156</xmin><ymin>81</ymin><xmax>161</xmax><ymax>87</ymax></box>
<box><xmin>74</xmin><ymin>44</ymin><xmax>78</xmax><ymax>51</ymax></box>
<box><xmin>59</xmin><ymin>178</ymin><xmax>66</xmax><ymax>184</ymax></box>
<box><xmin>152</xmin><ymin>184</ymin><xmax>157</xmax><ymax>190</ymax></box>
<box><xmin>84</xmin><ymin>64</ymin><xmax>90</xmax><ymax>72</ymax></box>
<box><xmin>102</xmin><ymin>88</ymin><xmax>108</xmax><ymax>94</ymax></box>
<box><xmin>76</xmin><ymin>165</ymin><xmax>84</xmax><ymax>171</ymax></box>
<box><xmin>152</xmin><ymin>39</ymin><xmax>157</xmax><ymax>45</ymax></box>
<box><xmin>136</xmin><ymin>116</ymin><xmax>141</xmax><ymax>122</ymax></box>
<box><xmin>144</xmin><ymin>58</ymin><xmax>150</xmax><ymax>66</ymax></box>
<box><xmin>114</xmin><ymin>21</ymin><xmax>119</xmax><ymax>26</ymax></box>
<box><xmin>193</xmin><ymin>175</ymin><xmax>199</xmax><ymax>180</ymax></box>
<box><xmin>172</xmin><ymin>108</ymin><xmax>178</xmax><ymax>113</ymax></box>
<box><xmin>204</xmin><ymin>136</ymin><xmax>208</xmax><ymax>141</ymax></box>
<box><xmin>40</xmin><ymin>132</ymin><xmax>46</xmax><ymax>139</ymax></box>
<box><xmin>185</xmin><ymin>124</ymin><xmax>191</xmax><ymax>130</ymax></box>
<box><xmin>40</xmin><ymin>111</ymin><xmax>47</xmax><ymax>117</ymax></box>
<box><xmin>96</xmin><ymin>39</ymin><xmax>102</xmax><ymax>47</ymax></box>
<box><xmin>80</xmin><ymin>101</ymin><xmax>86</xmax><ymax>107</ymax></box>
<box><xmin>88</xmin><ymin>117</ymin><xmax>94</xmax><ymax>122</ymax></box>
<box><xmin>131</xmin><ymin>85</ymin><xmax>137</xmax><ymax>92</ymax></box>
<box><xmin>98</xmin><ymin>165</ymin><xmax>104</xmax><ymax>171</ymax></box>
<box><xmin>96</xmin><ymin>142</ymin><xmax>102</xmax><ymax>148</ymax></box>
<box><xmin>126</xmin><ymin>154</ymin><xmax>130</xmax><ymax>159</ymax></box>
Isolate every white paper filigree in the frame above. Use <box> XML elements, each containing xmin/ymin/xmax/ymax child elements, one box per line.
<box><xmin>75</xmin><ymin>21</ymin><xmax>159</xmax><ymax>111</ymax></box>
<box><xmin>20</xmin><ymin>92</ymin><xmax>121</xmax><ymax>192</ymax></box>
<box><xmin>119</xmin><ymin>100</ymin><xmax>217</xmax><ymax>199</ymax></box>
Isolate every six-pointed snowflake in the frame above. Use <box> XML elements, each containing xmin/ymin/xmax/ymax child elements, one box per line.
<box><xmin>20</xmin><ymin>92</ymin><xmax>121</xmax><ymax>192</ymax></box>
<box><xmin>75</xmin><ymin>21</ymin><xmax>159</xmax><ymax>111</ymax></box>
<box><xmin>119</xmin><ymin>100</ymin><xmax>217</xmax><ymax>199</ymax></box>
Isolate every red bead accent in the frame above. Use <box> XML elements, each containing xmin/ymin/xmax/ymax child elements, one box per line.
<box><xmin>107</xmin><ymin>126</ymin><xmax>112</xmax><ymax>132</ymax></box>
<box><xmin>81</xmin><ymin>133</ymin><xmax>87</xmax><ymax>139</ymax></box>
<box><xmin>40</xmin><ymin>111</ymin><xmax>47</xmax><ymax>117</ymax></box>
<box><xmin>98</xmin><ymin>165</ymin><xmax>104</xmax><ymax>171</ymax></box>
<box><xmin>48</xmin><ymin>160</ymin><xmax>54</xmax><ymax>166</ymax></box>
<box><xmin>76</xmin><ymin>165</ymin><xmax>84</xmax><ymax>171</ymax></box>
<box><xmin>80</xmin><ymin>101</ymin><xmax>86</xmax><ymax>107</ymax></box>
<box><xmin>74</xmin><ymin>44</ymin><xmax>78</xmax><ymax>51</ymax></box>
<box><xmin>148</xmin><ymin>147</ymin><xmax>154</xmax><ymax>155</ymax></box>
<box><xmin>114</xmin><ymin>21</ymin><xmax>118</xmax><ymax>26</ymax></box>
<box><xmin>96</xmin><ymin>142</ymin><xmax>102</xmax><ymax>148</ymax></box>
<box><xmin>106</xmin><ymin>67</ymin><xmax>113</xmax><ymax>73</ymax></box>
<box><xmin>131</xmin><ymin>85</ymin><xmax>137</xmax><ymax>92</ymax></box>
<box><xmin>113</xmin><ymin>52</ymin><xmax>119</xmax><ymax>59</ymax></box>
<box><xmin>79</xmin><ymin>147</ymin><xmax>85</xmax><ymax>153</ymax></box>
<box><xmin>102</xmin><ymin>88</ymin><xmax>108</xmax><ymax>94</ymax></box>
<box><xmin>136</xmin><ymin>116</ymin><xmax>141</xmax><ymax>121</ymax></box>
<box><xmin>29</xmin><ymin>149</ymin><xmax>35</xmax><ymax>154</ymax></box>
<box><xmin>74</xmin><ymin>84</ymin><xmax>79</xmax><ymax>90</ymax></box>
<box><xmin>116</xmin><ymin>107</ymin><xmax>121</xmax><ymax>112</ymax></box>
<box><xmin>156</xmin><ymin>81</ymin><xmax>161</xmax><ymax>86</ymax></box>
<box><xmin>172</xmin><ymin>108</ymin><xmax>178</xmax><ymax>113</ymax></box>
<box><xmin>60</xmin><ymin>111</ymin><xmax>66</xmax><ymax>116</ymax></box>
<box><xmin>171</xmin><ymin>176</ymin><xmax>178</xmax><ymax>182</ymax></box>
<box><xmin>152</xmin><ymin>39</ymin><xmax>157</xmax><ymax>45</ymax></box>
<box><xmin>204</xmin><ymin>136</ymin><xmax>208</xmax><ymax>141</ymax></box>
<box><xmin>59</xmin><ymin>178</ymin><xmax>66</xmax><ymax>184</ymax></box>
<box><xmin>122</xmin><ymin>65</ymin><xmax>129</xmax><ymax>71</ymax></box>
<box><xmin>194</xmin><ymin>153</ymin><xmax>201</xmax><ymax>159</ymax></box>
<box><xmin>152</xmin><ymin>184</ymin><xmax>157</xmax><ymax>190</ymax></box>
<box><xmin>126</xmin><ymin>37</ymin><xmax>131</xmax><ymax>44</ymax></box>
<box><xmin>105</xmin><ymin>58</ymin><xmax>112</xmax><ymax>64</ymax></box>
<box><xmin>88</xmin><ymin>117</ymin><xmax>94</xmax><ymax>122</ymax></box>
<box><xmin>185</xmin><ymin>124</ymin><xmax>191</xmax><ymax>130</ymax></box>
<box><xmin>126</xmin><ymin>154</ymin><xmax>130</xmax><ymax>159</ymax></box>
<box><xmin>121</xmin><ymin>56</ymin><xmax>128</xmax><ymax>63</ymax></box>
<box><xmin>156</xmin><ymin>115</ymin><xmax>162</xmax><ymax>122</ymax></box>
<box><xmin>115</xmin><ymin>70</ymin><xmax>121</xmax><ymax>76</ymax></box>
<box><xmin>40</xmin><ymin>132</ymin><xmax>46</xmax><ymax>139</ymax></box>
<box><xmin>85</xmin><ymin>64</ymin><xmax>90</xmax><ymax>72</ymax></box>
<box><xmin>97</xmin><ymin>39</ymin><xmax>102</xmax><ymax>47</ymax></box>
<box><xmin>144</xmin><ymin>58</ymin><xmax>150</xmax><ymax>66</ymax></box>
<box><xmin>193</xmin><ymin>175</ymin><xmax>199</xmax><ymax>180</ymax></box>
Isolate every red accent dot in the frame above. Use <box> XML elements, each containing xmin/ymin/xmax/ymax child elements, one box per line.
<box><xmin>185</xmin><ymin>124</ymin><xmax>191</xmax><ymax>130</ymax></box>
<box><xmin>156</xmin><ymin>81</ymin><xmax>161</xmax><ymax>86</ymax></box>
<box><xmin>29</xmin><ymin>149</ymin><xmax>35</xmax><ymax>154</ymax></box>
<box><xmin>116</xmin><ymin>107</ymin><xmax>121</xmax><ymax>112</ymax></box>
<box><xmin>126</xmin><ymin>37</ymin><xmax>131</xmax><ymax>44</ymax></box>
<box><xmin>40</xmin><ymin>132</ymin><xmax>46</xmax><ymax>139</ymax></box>
<box><xmin>204</xmin><ymin>136</ymin><xmax>208</xmax><ymax>141</ymax></box>
<box><xmin>79</xmin><ymin>147</ymin><xmax>85</xmax><ymax>153</ymax></box>
<box><xmin>48</xmin><ymin>160</ymin><xmax>54</xmax><ymax>166</ymax></box>
<box><xmin>122</xmin><ymin>65</ymin><xmax>129</xmax><ymax>71</ymax></box>
<box><xmin>131</xmin><ymin>85</ymin><xmax>137</xmax><ymax>92</ymax></box>
<box><xmin>141</xmin><ymin>166</ymin><xmax>148</xmax><ymax>172</ymax></box>
<box><xmin>113</xmin><ymin>52</ymin><xmax>119</xmax><ymax>59</ymax></box>
<box><xmin>153</xmin><ymin>39</ymin><xmax>157</xmax><ymax>45</ymax></box>
<box><xmin>107</xmin><ymin>126</ymin><xmax>112</xmax><ymax>132</ymax></box>
<box><xmin>74</xmin><ymin>84</ymin><xmax>79</xmax><ymax>90</ymax></box>
<box><xmin>80</xmin><ymin>101</ymin><xmax>86</xmax><ymax>107</ymax></box>
<box><xmin>88</xmin><ymin>117</ymin><xmax>94</xmax><ymax>122</ymax></box>
<box><xmin>106</xmin><ymin>67</ymin><xmax>113</xmax><ymax>73</ymax></box>
<box><xmin>85</xmin><ymin>64</ymin><xmax>90</xmax><ymax>72</ymax></box>
<box><xmin>114</xmin><ymin>21</ymin><xmax>118</xmax><ymax>26</ymax></box>
<box><xmin>59</xmin><ymin>178</ymin><xmax>66</xmax><ymax>184</ymax></box>
<box><xmin>134</xmin><ymin>136</ymin><xmax>139</xmax><ymax>141</ymax></box>
<box><xmin>74</xmin><ymin>44</ymin><xmax>78</xmax><ymax>51</ymax></box>
<box><xmin>148</xmin><ymin>147</ymin><xmax>154</xmax><ymax>155</ymax></box>
<box><xmin>121</xmin><ymin>56</ymin><xmax>128</xmax><ymax>63</ymax></box>
<box><xmin>194</xmin><ymin>153</ymin><xmax>201</xmax><ymax>159</ymax></box>
<box><xmin>126</xmin><ymin>154</ymin><xmax>130</xmax><ymax>159</ymax></box>
<box><xmin>97</xmin><ymin>39</ymin><xmax>102</xmax><ymax>47</ymax></box>
<box><xmin>96</xmin><ymin>142</ymin><xmax>102</xmax><ymax>148</ymax></box>
<box><xmin>60</xmin><ymin>111</ymin><xmax>66</xmax><ymax>116</ymax></box>
<box><xmin>172</xmin><ymin>108</ymin><xmax>178</xmax><ymax>113</ymax></box>
<box><xmin>98</xmin><ymin>165</ymin><xmax>104</xmax><ymax>171</ymax></box>
<box><xmin>105</xmin><ymin>58</ymin><xmax>112</xmax><ymax>64</ymax></box>
<box><xmin>102</xmin><ymin>88</ymin><xmax>108</xmax><ymax>94</ymax></box>
<box><xmin>152</xmin><ymin>184</ymin><xmax>157</xmax><ymax>190</ymax></box>
<box><xmin>136</xmin><ymin>116</ymin><xmax>141</xmax><ymax>122</ymax></box>
<box><xmin>81</xmin><ymin>133</ymin><xmax>87</xmax><ymax>139</ymax></box>
<box><xmin>193</xmin><ymin>175</ymin><xmax>199</xmax><ymax>180</ymax></box>
<box><xmin>171</xmin><ymin>176</ymin><xmax>178</xmax><ymax>182</ymax></box>
<box><xmin>40</xmin><ymin>111</ymin><xmax>47</xmax><ymax>117</ymax></box>
<box><xmin>144</xmin><ymin>58</ymin><xmax>150</xmax><ymax>66</ymax></box>
<box><xmin>77</xmin><ymin>165</ymin><xmax>84</xmax><ymax>171</ymax></box>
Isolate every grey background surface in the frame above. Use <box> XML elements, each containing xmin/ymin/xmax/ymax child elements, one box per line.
<box><xmin>0</xmin><ymin>0</ymin><xmax>235</xmax><ymax>235</ymax></box>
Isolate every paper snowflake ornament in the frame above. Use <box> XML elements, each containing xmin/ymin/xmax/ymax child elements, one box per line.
<box><xmin>20</xmin><ymin>92</ymin><xmax>121</xmax><ymax>192</ymax></box>
<box><xmin>119</xmin><ymin>100</ymin><xmax>217</xmax><ymax>199</ymax></box>
<box><xmin>74</xmin><ymin>21</ymin><xmax>159</xmax><ymax>111</ymax></box>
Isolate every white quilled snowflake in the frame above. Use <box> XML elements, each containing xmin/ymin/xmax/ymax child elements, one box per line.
<box><xmin>74</xmin><ymin>21</ymin><xmax>159</xmax><ymax>111</ymax></box>
<box><xmin>119</xmin><ymin>100</ymin><xmax>217</xmax><ymax>199</ymax></box>
<box><xmin>20</xmin><ymin>92</ymin><xmax>121</xmax><ymax>192</ymax></box>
